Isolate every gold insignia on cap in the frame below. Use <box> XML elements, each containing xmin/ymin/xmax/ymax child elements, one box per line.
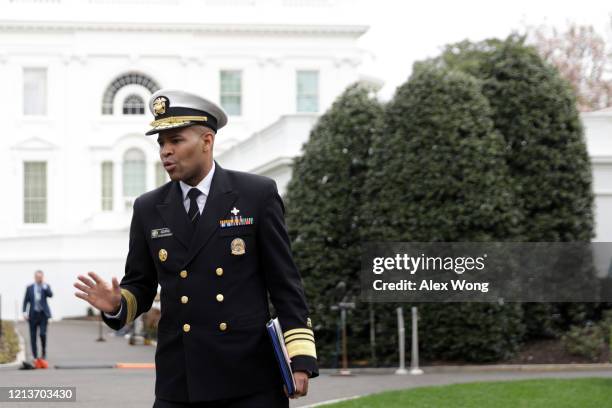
<box><xmin>153</xmin><ymin>96</ymin><xmax>168</xmax><ymax>116</ymax></box>
<box><xmin>159</xmin><ymin>248</ymin><xmax>168</xmax><ymax>262</ymax></box>
<box><xmin>150</xmin><ymin>115</ymin><xmax>208</xmax><ymax>128</ymax></box>
<box><xmin>231</xmin><ymin>238</ymin><xmax>246</xmax><ymax>255</ymax></box>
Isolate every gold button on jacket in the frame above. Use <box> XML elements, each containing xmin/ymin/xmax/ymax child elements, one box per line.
<box><xmin>216</xmin><ymin>294</ymin><xmax>224</xmax><ymax>302</ymax></box>
<box><xmin>180</xmin><ymin>270</ymin><xmax>188</xmax><ymax>278</ymax></box>
<box><xmin>181</xmin><ymin>296</ymin><xmax>189</xmax><ymax>304</ymax></box>
<box><xmin>219</xmin><ymin>322</ymin><xmax>227</xmax><ymax>331</ymax></box>
<box><xmin>215</xmin><ymin>267</ymin><xmax>223</xmax><ymax>276</ymax></box>
<box><xmin>183</xmin><ymin>324</ymin><xmax>191</xmax><ymax>333</ymax></box>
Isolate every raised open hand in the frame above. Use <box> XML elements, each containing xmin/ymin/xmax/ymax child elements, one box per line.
<box><xmin>74</xmin><ymin>271</ymin><xmax>122</xmax><ymax>314</ymax></box>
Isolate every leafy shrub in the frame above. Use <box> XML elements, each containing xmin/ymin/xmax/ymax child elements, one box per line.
<box><xmin>561</xmin><ymin>324</ymin><xmax>604</xmax><ymax>362</ymax></box>
<box><xmin>0</xmin><ymin>321</ymin><xmax>20</xmax><ymax>364</ymax></box>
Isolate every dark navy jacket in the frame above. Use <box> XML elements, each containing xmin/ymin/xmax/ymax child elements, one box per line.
<box><xmin>102</xmin><ymin>163</ymin><xmax>318</xmax><ymax>403</ymax></box>
<box><xmin>23</xmin><ymin>283</ymin><xmax>53</xmax><ymax>319</ymax></box>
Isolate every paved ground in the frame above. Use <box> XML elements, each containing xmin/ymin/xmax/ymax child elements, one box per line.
<box><xmin>14</xmin><ymin>320</ymin><xmax>156</xmax><ymax>365</ymax></box>
<box><xmin>1</xmin><ymin>321</ymin><xmax>612</xmax><ymax>407</ymax></box>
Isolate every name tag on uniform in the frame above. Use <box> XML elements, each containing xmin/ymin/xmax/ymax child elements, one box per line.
<box><xmin>151</xmin><ymin>228</ymin><xmax>173</xmax><ymax>239</ymax></box>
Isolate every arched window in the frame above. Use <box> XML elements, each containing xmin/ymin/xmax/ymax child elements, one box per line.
<box><xmin>123</xmin><ymin>94</ymin><xmax>145</xmax><ymax>115</ymax></box>
<box><xmin>102</xmin><ymin>72</ymin><xmax>160</xmax><ymax>115</ymax></box>
<box><xmin>123</xmin><ymin>148</ymin><xmax>146</xmax><ymax>197</ymax></box>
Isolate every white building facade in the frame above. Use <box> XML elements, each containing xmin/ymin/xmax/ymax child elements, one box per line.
<box><xmin>583</xmin><ymin>108</ymin><xmax>612</xmax><ymax>243</ymax></box>
<box><xmin>0</xmin><ymin>0</ymin><xmax>369</xmax><ymax>319</ymax></box>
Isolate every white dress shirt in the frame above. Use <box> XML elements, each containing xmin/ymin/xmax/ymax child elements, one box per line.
<box><xmin>105</xmin><ymin>162</ymin><xmax>216</xmax><ymax>320</ymax></box>
<box><xmin>34</xmin><ymin>283</ymin><xmax>42</xmax><ymax>311</ymax></box>
<box><xmin>179</xmin><ymin>160</ymin><xmax>215</xmax><ymax>215</ymax></box>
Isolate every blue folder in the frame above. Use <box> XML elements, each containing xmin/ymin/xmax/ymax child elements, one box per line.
<box><xmin>266</xmin><ymin>318</ymin><xmax>296</xmax><ymax>397</ymax></box>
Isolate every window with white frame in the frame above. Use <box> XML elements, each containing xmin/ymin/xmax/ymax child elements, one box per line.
<box><xmin>296</xmin><ymin>70</ymin><xmax>319</xmax><ymax>113</ymax></box>
<box><xmin>23</xmin><ymin>68</ymin><xmax>47</xmax><ymax>116</ymax></box>
<box><xmin>122</xmin><ymin>94</ymin><xmax>145</xmax><ymax>115</ymax></box>
<box><xmin>123</xmin><ymin>148</ymin><xmax>146</xmax><ymax>197</ymax></box>
<box><xmin>102</xmin><ymin>72</ymin><xmax>160</xmax><ymax>115</ymax></box>
<box><xmin>155</xmin><ymin>162</ymin><xmax>168</xmax><ymax>187</ymax></box>
<box><xmin>101</xmin><ymin>161</ymin><xmax>113</xmax><ymax>211</ymax></box>
<box><xmin>220</xmin><ymin>70</ymin><xmax>242</xmax><ymax>116</ymax></box>
<box><xmin>24</xmin><ymin>162</ymin><xmax>47</xmax><ymax>224</ymax></box>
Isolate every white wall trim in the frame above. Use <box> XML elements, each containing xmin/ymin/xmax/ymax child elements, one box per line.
<box><xmin>250</xmin><ymin>156</ymin><xmax>294</xmax><ymax>174</ymax></box>
<box><xmin>0</xmin><ymin>21</ymin><xmax>369</xmax><ymax>36</ymax></box>
<box><xmin>591</xmin><ymin>156</ymin><xmax>612</xmax><ymax>164</ymax></box>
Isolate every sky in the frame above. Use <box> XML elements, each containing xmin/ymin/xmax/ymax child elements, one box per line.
<box><xmin>356</xmin><ymin>0</ymin><xmax>612</xmax><ymax>99</ymax></box>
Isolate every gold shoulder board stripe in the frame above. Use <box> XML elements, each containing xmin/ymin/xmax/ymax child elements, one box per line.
<box><xmin>121</xmin><ymin>288</ymin><xmax>137</xmax><ymax>324</ymax></box>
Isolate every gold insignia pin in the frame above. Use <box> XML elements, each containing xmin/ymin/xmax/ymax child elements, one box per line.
<box><xmin>230</xmin><ymin>238</ymin><xmax>246</xmax><ymax>256</ymax></box>
<box><xmin>153</xmin><ymin>96</ymin><xmax>167</xmax><ymax>116</ymax></box>
<box><xmin>159</xmin><ymin>248</ymin><xmax>168</xmax><ymax>262</ymax></box>
<box><xmin>307</xmin><ymin>318</ymin><xmax>312</xmax><ymax>328</ymax></box>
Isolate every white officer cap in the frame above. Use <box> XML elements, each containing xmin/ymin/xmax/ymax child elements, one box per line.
<box><xmin>145</xmin><ymin>89</ymin><xmax>228</xmax><ymax>136</ymax></box>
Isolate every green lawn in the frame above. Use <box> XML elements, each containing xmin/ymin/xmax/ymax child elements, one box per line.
<box><xmin>324</xmin><ymin>378</ymin><xmax>612</xmax><ymax>408</ymax></box>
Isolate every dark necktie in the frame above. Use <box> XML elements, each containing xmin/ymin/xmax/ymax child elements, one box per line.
<box><xmin>187</xmin><ymin>188</ymin><xmax>202</xmax><ymax>226</ymax></box>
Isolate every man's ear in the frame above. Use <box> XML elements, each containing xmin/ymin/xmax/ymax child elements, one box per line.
<box><xmin>201</xmin><ymin>129</ymin><xmax>215</xmax><ymax>152</ymax></box>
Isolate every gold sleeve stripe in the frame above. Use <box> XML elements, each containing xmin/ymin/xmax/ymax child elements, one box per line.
<box><xmin>285</xmin><ymin>334</ymin><xmax>315</xmax><ymax>344</ymax></box>
<box><xmin>121</xmin><ymin>288</ymin><xmax>137</xmax><ymax>324</ymax></box>
<box><xmin>286</xmin><ymin>338</ymin><xmax>315</xmax><ymax>346</ymax></box>
<box><xmin>283</xmin><ymin>328</ymin><xmax>314</xmax><ymax>339</ymax></box>
<box><xmin>286</xmin><ymin>340</ymin><xmax>317</xmax><ymax>359</ymax></box>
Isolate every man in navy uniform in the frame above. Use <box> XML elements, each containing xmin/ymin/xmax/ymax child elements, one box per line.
<box><xmin>23</xmin><ymin>270</ymin><xmax>53</xmax><ymax>362</ymax></box>
<box><xmin>74</xmin><ymin>89</ymin><xmax>317</xmax><ymax>407</ymax></box>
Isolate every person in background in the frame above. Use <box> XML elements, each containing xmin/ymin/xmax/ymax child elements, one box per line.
<box><xmin>23</xmin><ymin>270</ymin><xmax>53</xmax><ymax>365</ymax></box>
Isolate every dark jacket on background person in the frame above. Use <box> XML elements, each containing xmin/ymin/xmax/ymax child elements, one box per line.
<box><xmin>23</xmin><ymin>283</ymin><xmax>53</xmax><ymax>319</ymax></box>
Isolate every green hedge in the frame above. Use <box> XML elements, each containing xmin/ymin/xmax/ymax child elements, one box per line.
<box><xmin>361</xmin><ymin>67</ymin><xmax>524</xmax><ymax>362</ymax></box>
<box><xmin>427</xmin><ymin>35</ymin><xmax>598</xmax><ymax>339</ymax></box>
<box><xmin>285</xmin><ymin>34</ymin><xmax>600</xmax><ymax>365</ymax></box>
<box><xmin>0</xmin><ymin>321</ymin><xmax>20</xmax><ymax>364</ymax></box>
<box><xmin>285</xmin><ymin>83</ymin><xmax>384</xmax><ymax>366</ymax></box>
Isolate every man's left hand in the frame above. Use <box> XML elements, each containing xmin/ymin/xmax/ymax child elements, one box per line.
<box><xmin>286</xmin><ymin>371</ymin><xmax>309</xmax><ymax>399</ymax></box>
